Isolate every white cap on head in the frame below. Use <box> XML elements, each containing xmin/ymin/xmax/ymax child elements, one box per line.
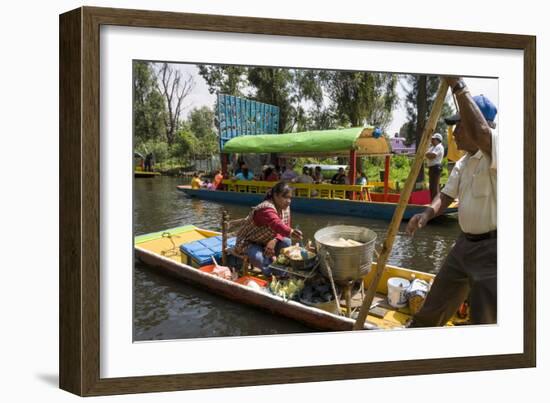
<box><xmin>431</xmin><ymin>133</ymin><xmax>443</xmax><ymax>142</ymax></box>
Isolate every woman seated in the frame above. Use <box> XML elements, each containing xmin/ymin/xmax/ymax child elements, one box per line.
<box><xmin>234</xmin><ymin>182</ymin><xmax>303</xmax><ymax>275</ymax></box>
<box><xmin>233</xmin><ymin>164</ymin><xmax>254</xmax><ymax>180</ymax></box>
<box><xmin>190</xmin><ymin>172</ymin><xmax>203</xmax><ymax>189</ymax></box>
<box><xmin>213</xmin><ymin>169</ymin><xmax>224</xmax><ymax>189</ymax></box>
<box><xmin>262</xmin><ymin>166</ymin><xmax>279</xmax><ymax>182</ymax></box>
<box><xmin>312</xmin><ymin>166</ymin><xmax>323</xmax><ymax>183</ymax></box>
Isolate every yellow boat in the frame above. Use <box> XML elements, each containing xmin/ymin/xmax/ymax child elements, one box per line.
<box><xmin>134</xmin><ymin>170</ymin><xmax>161</xmax><ymax>178</ymax></box>
<box><xmin>135</xmin><ymin>225</ymin><xmax>460</xmax><ymax>331</ymax></box>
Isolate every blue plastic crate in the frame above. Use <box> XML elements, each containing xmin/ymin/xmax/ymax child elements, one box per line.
<box><xmin>180</xmin><ymin>236</ymin><xmax>236</xmax><ymax>266</ymax></box>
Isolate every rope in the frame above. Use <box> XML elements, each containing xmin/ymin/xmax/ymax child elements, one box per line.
<box><xmin>160</xmin><ymin>232</ymin><xmax>181</xmax><ymax>258</ymax></box>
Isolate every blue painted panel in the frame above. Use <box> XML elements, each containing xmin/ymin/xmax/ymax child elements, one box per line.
<box><xmin>217</xmin><ymin>95</ymin><xmax>280</xmax><ymax>149</ymax></box>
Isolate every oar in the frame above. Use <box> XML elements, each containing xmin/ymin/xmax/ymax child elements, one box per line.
<box><xmin>352</xmin><ymin>79</ymin><xmax>450</xmax><ymax>330</ymax></box>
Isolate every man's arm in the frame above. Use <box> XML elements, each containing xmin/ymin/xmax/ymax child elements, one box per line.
<box><xmin>447</xmin><ymin>77</ymin><xmax>492</xmax><ymax>156</ymax></box>
<box><xmin>406</xmin><ymin>192</ymin><xmax>454</xmax><ymax>235</ymax></box>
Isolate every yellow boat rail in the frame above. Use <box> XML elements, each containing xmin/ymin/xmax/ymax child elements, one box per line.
<box><xmin>222</xmin><ymin>179</ymin><xmax>375</xmax><ymax>201</ymax></box>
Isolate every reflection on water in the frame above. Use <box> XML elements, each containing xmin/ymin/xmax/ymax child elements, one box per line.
<box><xmin>134</xmin><ymin>177</ymin><xmax>459</xmax><ymax>340</ymax></box>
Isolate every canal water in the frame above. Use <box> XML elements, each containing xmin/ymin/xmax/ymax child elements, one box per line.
<box><xmin>134</xmin><ymin>176</ymin><xmax>459</xmax><ymax>341</ymax></box>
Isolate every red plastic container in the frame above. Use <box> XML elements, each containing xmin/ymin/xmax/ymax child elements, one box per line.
<box><xmin>199</xmin><ymin>264</ymin><xmax>216</xmax><ymax>274</ymax></box>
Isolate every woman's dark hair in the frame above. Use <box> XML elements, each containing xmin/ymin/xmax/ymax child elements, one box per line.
<box><xmin>265</xmin><ymin>181</ymin><xmax>291</xmax><ymax>200</ymax></box>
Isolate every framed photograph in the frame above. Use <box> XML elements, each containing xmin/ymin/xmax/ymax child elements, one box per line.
<box><xmin>59</xmin><ymin>6</ymin><xmax>536</xmax><ymax>396</ymax></box>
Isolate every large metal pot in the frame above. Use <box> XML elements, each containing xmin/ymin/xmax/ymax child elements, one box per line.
<box><xmin>314</xmin><ymin>225</ymin><xmax>377</xmax><ymax>283</ymax></box>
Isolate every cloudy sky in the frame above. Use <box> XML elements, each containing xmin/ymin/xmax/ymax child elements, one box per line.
<box><xmin>167</xmin><ymin>62</ymin><xmax>499</xmax><ymax>135</ymax></box>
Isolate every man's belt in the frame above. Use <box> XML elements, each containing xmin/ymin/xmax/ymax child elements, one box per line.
<box><xmin>463</xmin><ymin>230</ymin><xmax>497</xmax><ymax>241</ymax></box>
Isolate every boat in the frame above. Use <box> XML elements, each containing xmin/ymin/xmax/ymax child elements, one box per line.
<box><xmin>134</xmin><ymin>151</ymin><xmax>161</xmax><ymax>177</ymax></box>
<box><xmin>135</xmin><ymin>170</ymin><xmax>161</xmax><ymax>178</ymax></box>
<box><xmin>135</xmin><ymin>224</ymin><xmax>459</xmax><ymax>331</ymax></box>
<box><xmin>177</xmin><ymin>127</ymin><xmax>457</xmax><ymax>220</ymax></box>
<box><xmin>177</xmin><ymin>184</ymin><xmax>435</xmax><ymax>220</ymax></box>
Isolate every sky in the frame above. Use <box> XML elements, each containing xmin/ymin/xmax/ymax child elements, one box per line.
<box><xmin>168</xmin><ymin>62</ymin><xmax>499</xmax><ymax>135</ymax></box>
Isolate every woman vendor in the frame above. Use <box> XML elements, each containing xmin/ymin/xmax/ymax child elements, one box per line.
<box><xmin>235</xmin><ymin>182</ymin><xmax>303</xmax><ymax>275</ymax></box>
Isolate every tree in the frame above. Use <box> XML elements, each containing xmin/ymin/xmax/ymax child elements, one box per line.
<box><xmin>322</xmin><ymin>71</ymin><xmax>398</xmax><ymax>130</ymax></box>
<box><xmin>133</xmin><ymin>61</ymin><xmax>167</xmax><ymax>143</ymax></box>
<box><xmin>172</xmin><ymin>128</ymin><xmax>199</xmax><ymax>164</ymax></box>
<box><xmin>155</xmin><ymin>63</ymin><xmax>195</xmax><ymax>146</ymax></box>
<box><xmin>197</xmin><ymin>65</ymin><xmax>248</xmax><ymax>96</ymax></box>
<box><xmin>402</xmin><ymin>75</ymin><xmax>454</xmax><ymax>146</ymax></box>
<box><xmin>247</xmin><ymin>67</ymin><xmax>297</xmax><ymax>133</ymax></box>
<box><xmin>188</xmin><ymin>106</ymin><xmax>219</xmax><ymax>155</ymax></box>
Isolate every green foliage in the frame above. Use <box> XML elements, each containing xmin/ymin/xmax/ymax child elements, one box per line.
<box><xmin>187</xmin><ymin>106</ymin><xmax>219</xmax><ymax>156</ymax></box>
<box><xmin>197</xmin><ymin>65</ymin><xmax>248</xmax><ymax>96</ymax></box>
<box><xmin>197</xmin><ymin>66</ymin><xmax>398</xmax><ymax>134</ymax></box>
<box><xmin>172</xmin><ymin>129</ymin><xmax>198</xmax><ymax>162</ymax></box>
<box><xmin>189</xmin><ymin>106</ymin><xmax>215</xmax><ymax>138</ymax></box>
<box><xmin>247</xmin><ymin>67</ymin><xmax>298</xmax><ymax>133</ymax></box>
<box><xmin>135</xmin><ymin>138</ymin><xmax>170</xmax><ymax>162</ymax></box>
<box><xmin>321</xmin><ymin>71</ymin><xmax>398</xmax><ymax>130</ymax></box>
<box><xmin>133</xmin><ymin>61</ymin><xmax>167</xmax><ymax>142</ymax></box>
<box><xmin>402</xmin><ymin>75</ymin><xmax>455</xmax><ymax>146</ymax></box>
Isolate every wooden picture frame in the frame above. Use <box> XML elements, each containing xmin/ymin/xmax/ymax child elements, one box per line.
<box><xmin>59</xmin><ymin>6</ymin><xmax>536</xmax><ymax>396</ymax></box>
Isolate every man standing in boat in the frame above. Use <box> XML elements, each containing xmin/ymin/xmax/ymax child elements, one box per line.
<box><xmin>425</xmin><ymin>132</ymin><xmax>445</xmax><ymax>201</ymax></box>
<box><xmin>235</xmin><ymin>182</ymin><xmax>303</xmax><ymax>275</ymax></box>
<box><xmin>407</xmin><ymin>77</ymin><xmax>498</xmax><ymax>326</ymax></box>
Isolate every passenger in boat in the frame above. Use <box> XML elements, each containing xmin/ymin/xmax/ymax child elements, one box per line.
<box><xmin>234</xmin><ymin>160</ymin><xmax>245</xmax><ymax>176</ymax></box>
<box><xmin>356</xmin><ymin>172</ymin><xmax>368</xmax><ymax>186</ymax></box>
<box><xmin>235</xmin><ymin>181</ymin><xmax>303</xmax><ymax>275</ymax></box>
<box><xmin>293</xmin><ymin>166</ymin><xmax>314</xmax><ymax>184</ymax></box>
<box><xmin>213</xmin><ymin>169</ymin><xmax>224</xmax><ymax>190</ymax></box>
<box><xmin>202</xmin><ymin>179</ymin><xmax>214</xmax><ymax>190</ymax></box>
<box><xmin>234</xmin><ymin>164</ymin><xmax>254</xmax><ymax>180</ymax></box>
<box><xmin>426</xmin><ymin>132</ymin><xmax>445</xmax><ymax>201</ymax></box>
<box><xmin>144</xmin><ymin>152</ymin><xmax>154</xmax><ymax>172</ymax></box>
<box><xmin>190</xmin><ymin>172</ymin><xmax>203</xmax><ymax>189</ymax></box>
<box><xmin>312</xmin><ymin>166</ymin><xmax>323</xmax><ymax>183</ymax></box>
<box><xmin>280</xmin><ymin>166</ymin><xmax>298</xmax><ymax>181</ymax></box>
<box><xmin>294</xmin><ymin>166</ymin><xmax>317</xmax><ymax>196</ymax></box>
<box><xmin>262</xmin><ymin>166</ymin><xmax>279</xmax><ymax>182</ymax></box>
<box><xmin>406</xmin><ymin>78</ymin><xmax>498</xmax><ymax>327</ymax></box>
<box><xmin>331</xmin><ymin>167</ymin><xmax>347</xmax><ymax>184</ymax></box>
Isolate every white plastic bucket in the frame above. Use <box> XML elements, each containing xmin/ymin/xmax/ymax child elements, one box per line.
<box><xmin>387</xmin><ymin>277</ymin><xmax>411</xmax><ymax>308</ymax></box>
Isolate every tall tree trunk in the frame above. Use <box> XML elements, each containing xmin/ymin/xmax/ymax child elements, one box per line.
<box><xmin>415</xmin><ymin>75</ymin><xmax>427</xmax><ymax>184</ymax></box>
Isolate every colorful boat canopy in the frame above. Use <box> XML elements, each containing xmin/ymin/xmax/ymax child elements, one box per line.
<box><xmin>222</xmin><ymin>127</ymin><xmax>391</xmax><ymax>156</ymax></box>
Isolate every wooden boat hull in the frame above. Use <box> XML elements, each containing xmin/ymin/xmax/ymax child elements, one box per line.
<box><xmin>135</xmin><ymin>171</ymin><xmax>161</xmax><ymax>178</ymax></box>
<box><xmin>136</xmin><ymin>246</ymin><xmax>365</xmax><ymax>331</ymax></box>
<box><xmin>176</xmin><ymin>186</ymin><xmax>457</xmax><ymax>220</ymax></box>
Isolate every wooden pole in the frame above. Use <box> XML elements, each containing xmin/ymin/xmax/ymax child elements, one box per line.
<box><xmin>383</xmin><ymin>155</ymin><xmax>390</xmax><ymax>202</ymax></box>
<box><xmin>221</xmin><ymin>210</ymin><xmax>229</xmax><ymax>266</ymax></box>
<box><xmin>324</xmin><ymin>255</ymin><xmax>342</xmax><ymax>315</ymax></box>
<box><xmin>349</xmin><ymin>149</ymin><xmax>357</xmax><ymax>199</ymax></box>
<box><xmin>352</xmin><ymin>80</ymin><xmax>450</xmax><ymax>330</ymax></box>
<box><xmin>221</xmin><ymin>153</ymin><xmax>228</xmax><ymax>177</ymax></box>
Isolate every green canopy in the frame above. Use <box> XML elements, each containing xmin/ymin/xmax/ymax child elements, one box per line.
<box><xmin>222</xmin><ymin>127</ymin><xmax>390</xmax><ymax>156</ymax></box>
